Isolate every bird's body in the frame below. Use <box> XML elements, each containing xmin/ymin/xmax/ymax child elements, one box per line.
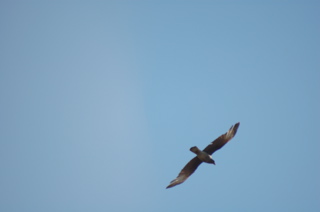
<box><xmin>190</xmin><ymin>146</ymin><xmax>215</xmax><ymax>164</ymax></box>
<box><xmin>166</xmin><ymin>122</ymin><xmax>240</xmax><ymax>189</ymax></box>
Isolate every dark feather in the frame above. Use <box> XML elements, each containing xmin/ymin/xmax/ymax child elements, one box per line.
<box><xmin>166</xmin><ymin>157</ymin><xmax>202</xmax><ymax>189</ymax></box>
<box><xmin>203</xmin><ymin>122</ymin><xmax>240</xmax><ymax>155</ymax></box>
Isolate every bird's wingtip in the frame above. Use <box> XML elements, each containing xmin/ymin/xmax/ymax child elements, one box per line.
<box><xmin>226</xmin><ymin>122</ymin><xmax>240</xmax><ymax>139</ymax></box>
<box><xmin>166</xmin><ymin>183</ymin><xmax>174</xmax><ymax>189</ymax></box>
<box><xmin>166</xmin><ymin>177</ymin><xmax>183</xmax><ymax>189</ymax></box>
<box><xmin>166</xmin><ymin>181</ymin><xmax>176</xmax><ymax>189</ymax></box>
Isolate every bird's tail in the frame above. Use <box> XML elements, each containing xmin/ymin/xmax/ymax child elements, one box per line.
<box><xmin>225</xmin><ymin>122</ymin><xmax>240</xmax><ymax>140</ymax></box>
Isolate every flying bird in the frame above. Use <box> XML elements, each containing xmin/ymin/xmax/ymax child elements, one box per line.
<box><xmin>166</xmin><ymin>122</ymin><xmax>240</xmax><ymax>189</ymax></box>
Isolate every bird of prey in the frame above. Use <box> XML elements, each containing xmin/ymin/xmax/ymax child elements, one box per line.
<box><xmin>166</xmin><ymin>122</ymin><xmax>240</xmax><ymax>189</ymax></box>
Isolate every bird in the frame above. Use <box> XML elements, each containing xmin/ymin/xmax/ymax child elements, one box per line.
<box><xmin>166</xmin><ymin>122</ymin><xmax>240</xmax><ymax>189</ymax></box>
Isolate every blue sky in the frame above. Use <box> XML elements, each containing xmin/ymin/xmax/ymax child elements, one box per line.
<box><xmin>0</xmin><ymin>1</ymin><xmax>319</xmax><ymax>211</ymax></box>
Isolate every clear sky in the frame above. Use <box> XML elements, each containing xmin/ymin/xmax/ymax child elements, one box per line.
<box><xmin>0</xmin><ymin>1</ymin><xmax>319</xmax><ymax>211</ymax></box>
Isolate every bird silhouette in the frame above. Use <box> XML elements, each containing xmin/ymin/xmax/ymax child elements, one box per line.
<box><xmin>166</xmin><ymin>122</ymin><xmax>240</xmax><ymax>189</ymax></box>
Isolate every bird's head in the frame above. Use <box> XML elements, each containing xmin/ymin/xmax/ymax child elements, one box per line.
<box><xmin>210</xmin><ymin>159</ymin><xmax>216</xmax><ymax>165</ymax></box>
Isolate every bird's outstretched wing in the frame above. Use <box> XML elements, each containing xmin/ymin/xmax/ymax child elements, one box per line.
<box><xmin>166</xmin><ymin>156</ymin><xmax>202</xmax><ymax>189</ymax></box>
<box><xmin>203</xmin><ymin>122</ymin><xmax>240</xmax><ymax>155</ymax></box>
<box><xmin>166</xmin><ymin>122</ymin><xmax>240</xmax><ymax>189</ymax></box>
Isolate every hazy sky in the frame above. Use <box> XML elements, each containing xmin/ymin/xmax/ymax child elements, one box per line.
<box><xmin>1</xmin><ymin>1</ymin><xmax>319</xmax><ymax>212</ymax></box>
